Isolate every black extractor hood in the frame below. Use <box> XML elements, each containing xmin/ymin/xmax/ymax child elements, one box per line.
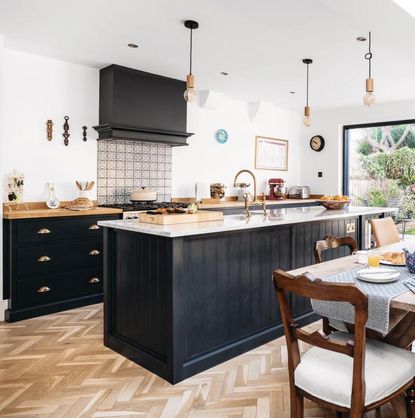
<box><xmin>93</xmin><ymin>65</ymin><xmax>193</xmax><ymax>146</ymax></box>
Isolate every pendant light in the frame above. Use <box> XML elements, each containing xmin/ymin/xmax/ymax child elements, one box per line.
<box><xmin>183</xmin><ymin>20</ymin><xmax>199</xmax><ymax>103</ymax></box>
<box><xmin>363</xmin><ymin>31</ymin><xmax>375</xmax><ymax>106</ymax></box>
<box><xmin>303</xmin><ymin>58</ymin><xmax>313</xmax><ymax>127</ymax></box>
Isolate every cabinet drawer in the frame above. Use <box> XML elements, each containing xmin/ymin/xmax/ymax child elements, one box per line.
<box><xmin>16</xmin><ymin>269</ymin><xmax>103</xmax><ymax>309</ymax></box>
<box><xmin>15</xmin><ymin>216</ymin><xmax>116</xmax><ymax>245</ymax></box>
<box><xmin>17</xmin><ymin>241</ymin><xmax>102</xmax><ymax>276</ymax></box>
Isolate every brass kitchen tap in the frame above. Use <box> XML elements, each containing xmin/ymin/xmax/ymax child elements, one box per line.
<box><xmin>234</xmin><ymin>170</ymin><xmax>260</xmax><ymax>204</ymax></box>
<box><xmin>243</xmin><ymin>192</ymin><xmax>251</xmax><ymax>217</ymax></box>
<box><xmin>234</xmin><ymin>169</ymin><xmax>261</xmax><ymax>217</ymax></box>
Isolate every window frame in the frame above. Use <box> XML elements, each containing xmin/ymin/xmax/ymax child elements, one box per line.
<box><xmin>342</xmin><ymin>118</ymin><xmax>415</xmax><ymax>196</ymax></box>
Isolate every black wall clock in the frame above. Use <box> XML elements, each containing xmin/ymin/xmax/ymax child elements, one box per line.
<box><xmin>310</xmin><ymin>135</ymin><xmax>325</xmax><ymax>152</ymax></box>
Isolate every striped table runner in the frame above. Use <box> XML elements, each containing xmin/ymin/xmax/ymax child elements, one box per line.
<box><xmin>311</xmin><ymin>266</ymin><xmax>412</xmax><ymax>334</ymax></box>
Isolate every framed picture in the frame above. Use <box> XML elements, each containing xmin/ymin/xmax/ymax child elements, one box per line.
<box><xmin>255</xmin><ymin>136</ymin><xmax>288</xmax><ymax>171</ymax></box>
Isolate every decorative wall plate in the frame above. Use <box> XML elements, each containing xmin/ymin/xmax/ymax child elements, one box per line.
<box><xmin>215</xmin><ymin>129</ymin><xmax>228</xmax><ymax>144</ymax></box>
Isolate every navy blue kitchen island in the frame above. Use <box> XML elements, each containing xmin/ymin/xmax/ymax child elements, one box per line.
<box><xmin>99</xmin><ymin>206</ymin><xmax>394</xmax><ymax>383</ymax></box>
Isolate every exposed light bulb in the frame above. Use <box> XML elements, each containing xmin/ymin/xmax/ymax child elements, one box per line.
<box><xmin>363</xmin><ymin>78</ymin><xmax>375</xmax><ymax>106</ymax></box>
<box><xmin>362</xmin><ymin>32</ymin><xmax>376</xmax><ymax>107</ymax></box>
<box><xmin>302</xmin><ymin>57</ymin><xmax>313</xmax><ymax>127</ymax></box>
<box><xmin>363</xmin><ymin>91</ymin><xmax>376</xmax><ymax>106</ymax></box>
<box><xmin>304</xmin><ymin>115</ymin><xmax>312</xmax><ymax>127</ymax></box>
<box><xmin>184</xmin><ymin>74</ymin><xmax>196</xmax><ymax>103</ymax></box>
<box><xmin>184</xmin><ymin>21</ymin><xmax>199</xmax><ymax>103</ymax></box>
<box><xmin>184</xmin><ymin>87</ymin><xmax>197</xmax><ymax>103</ymax></box>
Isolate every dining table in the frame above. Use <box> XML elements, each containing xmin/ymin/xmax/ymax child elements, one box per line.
<box><xmin>289</xmin><ymin>241</ymin><xmax>415</xmax><ymax>418</ymax></box>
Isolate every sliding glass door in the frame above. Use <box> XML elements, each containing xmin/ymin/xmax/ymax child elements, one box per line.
<box><xmin>343</xmin><ymin>120</ymin><xmax>415</xmax><ymax>218</ymax></box>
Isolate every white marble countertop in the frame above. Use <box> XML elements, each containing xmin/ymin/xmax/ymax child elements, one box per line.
<box><xmin>98</xmin><ymin>206</ymin><xmax>397</xmax><ymax>238</ymax></box>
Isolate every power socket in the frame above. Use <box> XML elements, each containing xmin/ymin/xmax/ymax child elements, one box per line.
<box><xmin>346</xmin><ymin>223</ymin><xmax>355</xmax><ymax>233</ymax></box>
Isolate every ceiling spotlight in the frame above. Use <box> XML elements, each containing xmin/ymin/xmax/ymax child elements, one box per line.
<box><xmin>356</xmin><ymin>36</ymin><xmax>367</xmax><ymax>42</ymax></box>
<box><xmin>128</xmin><ymin>43</ymin><xmax>138</xmax><ymax>48</ymax></box>
<box><xmin>220</xmin><ymin>72</ymin><xmax>229</xmax><ymax>76</ymax></box>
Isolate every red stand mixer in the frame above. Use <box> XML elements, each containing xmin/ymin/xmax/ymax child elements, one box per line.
<box><xmin>268</xmin><ymin>178</ymin><xmax>286</xmax><ymax>200</ymax></box>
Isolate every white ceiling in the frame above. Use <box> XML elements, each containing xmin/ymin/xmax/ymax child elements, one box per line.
<box><xmin>0</xmin><ymin>0</ymin><xmax>414</xmax><ymax>110</ymax></box>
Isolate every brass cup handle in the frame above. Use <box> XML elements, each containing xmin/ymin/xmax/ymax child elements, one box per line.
<box><xmin>89</xmin><ymin>249</ymin><xmax>100</xmax><ymax>256</ymax></box>
<box><xmin>38</xmin><ymin>228</ymin><xmax>51</xmax><ymax>234</ymax></box>
<box><xmin>37</xmin><ymin>286</ymin><xmax>51</xmax><ymax>293</ymax></box>
<box><xmin>37</xmin><ymin>256</ymin><xmax>51</xmax><ymax>262</ymax></box>
<box><xmin>89</xmin><ymin>224</ymin><xmax>100</xmax><ymax>230</ymax></box>
<box><xmin>89</xmin><ymin>277</ymin><xmax>100</xmax><ymax>284</ymax></box>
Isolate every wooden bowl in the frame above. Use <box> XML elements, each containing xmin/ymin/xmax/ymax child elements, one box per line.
<box><xmin>317</xmin><ymin>200</ymin><xmax>350</xmax><ymax>210</ymax></box>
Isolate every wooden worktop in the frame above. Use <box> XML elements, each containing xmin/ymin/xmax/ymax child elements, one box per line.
<box><xmin>3</xmin><ymin>202</ymin><xmax>122</xmax><ymax>220</ymax></box>
<box><xmin>3</xmin><ymin>198</ymin><xmax>317</xmax><ymax>219</ymax></box>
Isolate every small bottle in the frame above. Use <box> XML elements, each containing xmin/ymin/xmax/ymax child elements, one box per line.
<box><xmin>46</xmin><ymin>182</ymin><xmax>60</xmax><ymax>209</ymax></box>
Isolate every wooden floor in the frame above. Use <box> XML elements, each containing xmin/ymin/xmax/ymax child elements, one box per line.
<box><xmin>0</xmin><ymin>304</ymin><xmax>397</xmax><ymax>418</ymax></box>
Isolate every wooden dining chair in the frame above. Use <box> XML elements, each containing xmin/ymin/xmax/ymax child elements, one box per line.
<box><xmin>370</xmin><ymin>217</ymin><xmax>400</xmax><ymax>247</ymax></box>
<box><xmin>272</xmin><ymin>269</ymin><xmax>415</xmax><ymax>418</ymax></box>
<box><xmin>314</xmin><ymin>235</ymin><xmax>358</xmax><ymax>264</ymax></box>
<box><xmin>313</xmin><ymin>235</ymin><xmax>359</xmax><ymax>335</ymax></box>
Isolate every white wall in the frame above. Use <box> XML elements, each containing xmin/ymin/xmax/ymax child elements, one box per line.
<box><xmin>2</xmin><ymin>49</ymin><xmax>304</xmax><ymax>203</ymax></box>
<box><xmin>172</xmin><ymin>98</ymin><xmax>303</xmax><ymax>198</ymax></box>
<box><xmin>3</xmin><ymin>49</ymin><xmax>99</xmax><ymax>202</ymax></box>
<box><xmin>300</xmin><ymin>101</ymin><xmax>415</xmax><ymax>195</ymax></box>
<box><xmin>0</xmin><ymin>48</ymin><xmax>99</xmax><ymax>320</ymax></box>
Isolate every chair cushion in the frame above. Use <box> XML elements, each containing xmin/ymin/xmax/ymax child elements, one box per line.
<box><xmin>294</xmin><ymin>332</ymin><xmax>415</xmax><ymax>408</ymax></box>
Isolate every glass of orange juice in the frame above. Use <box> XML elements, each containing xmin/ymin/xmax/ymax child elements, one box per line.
<box><xmin>368</xmin><ymin>253</ymin><xmax>381</xmax><ymax>268</ymax></box>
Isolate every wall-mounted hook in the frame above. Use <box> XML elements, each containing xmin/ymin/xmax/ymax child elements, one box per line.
<box><xmin>46</xmin><ymin>120</ymin><xmax>53</xmax><ymax>141</ymax></box>
<box><xmin>63</xmin><ymin>116</ymin><xmax>70</xmax><ymax>146</ymax></box>
<box><xmin>82</xmin><ymin>126</ymin><xmax>87</xmax><ymax>142</ymax></box>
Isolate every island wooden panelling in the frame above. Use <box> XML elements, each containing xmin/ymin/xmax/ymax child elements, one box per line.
<box><xmin>104</xmin><ymin>216</ymin><xmax>362</xmax><ymax>384</ymax></box>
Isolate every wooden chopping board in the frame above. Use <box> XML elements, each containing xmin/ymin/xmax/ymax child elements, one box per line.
<box><xmin>139</xmin><ymin>210</ymin><xmax>224</xmax><ymax>225</ymax></box>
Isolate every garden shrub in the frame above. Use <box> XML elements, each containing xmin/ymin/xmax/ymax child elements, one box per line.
<box><xmin>360</xmin><ymin>146</ymin><xmax>415</xmax><ymax>186</ymax></box>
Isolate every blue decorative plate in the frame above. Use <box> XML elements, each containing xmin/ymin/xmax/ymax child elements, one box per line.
<box><xmin>215</xmin><ymin>129</ymin><xmax>228</xmax><ymax>144</ymax></box>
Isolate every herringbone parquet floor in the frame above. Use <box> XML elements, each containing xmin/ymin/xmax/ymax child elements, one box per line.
<box><xmin>0</xmin><ymin>304</ymin><xmax>397</xmax><ymax>418</ymax></box>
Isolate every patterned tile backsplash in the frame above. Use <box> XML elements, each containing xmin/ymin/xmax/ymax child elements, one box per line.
<box><xmin>97</xmin><ymin>139</ymin><xmax>172</xmax><ymax>204</ymax></box>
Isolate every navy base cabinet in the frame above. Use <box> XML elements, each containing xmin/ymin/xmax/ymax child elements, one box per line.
<box><xmin>3</xmin><ymin>214</ymin><xmax>120</xmax><ymax>322</ymax></box>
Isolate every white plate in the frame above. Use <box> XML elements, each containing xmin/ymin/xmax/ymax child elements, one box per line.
<box><xmin>380</xmin><ymin>259</ymin><xmax>406</xmax><ymax>267</ymax></box>
<box><xmin>357</xmin><ymin>267</ymin><xmax>400</xmax><ymax>283</ymax></box>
